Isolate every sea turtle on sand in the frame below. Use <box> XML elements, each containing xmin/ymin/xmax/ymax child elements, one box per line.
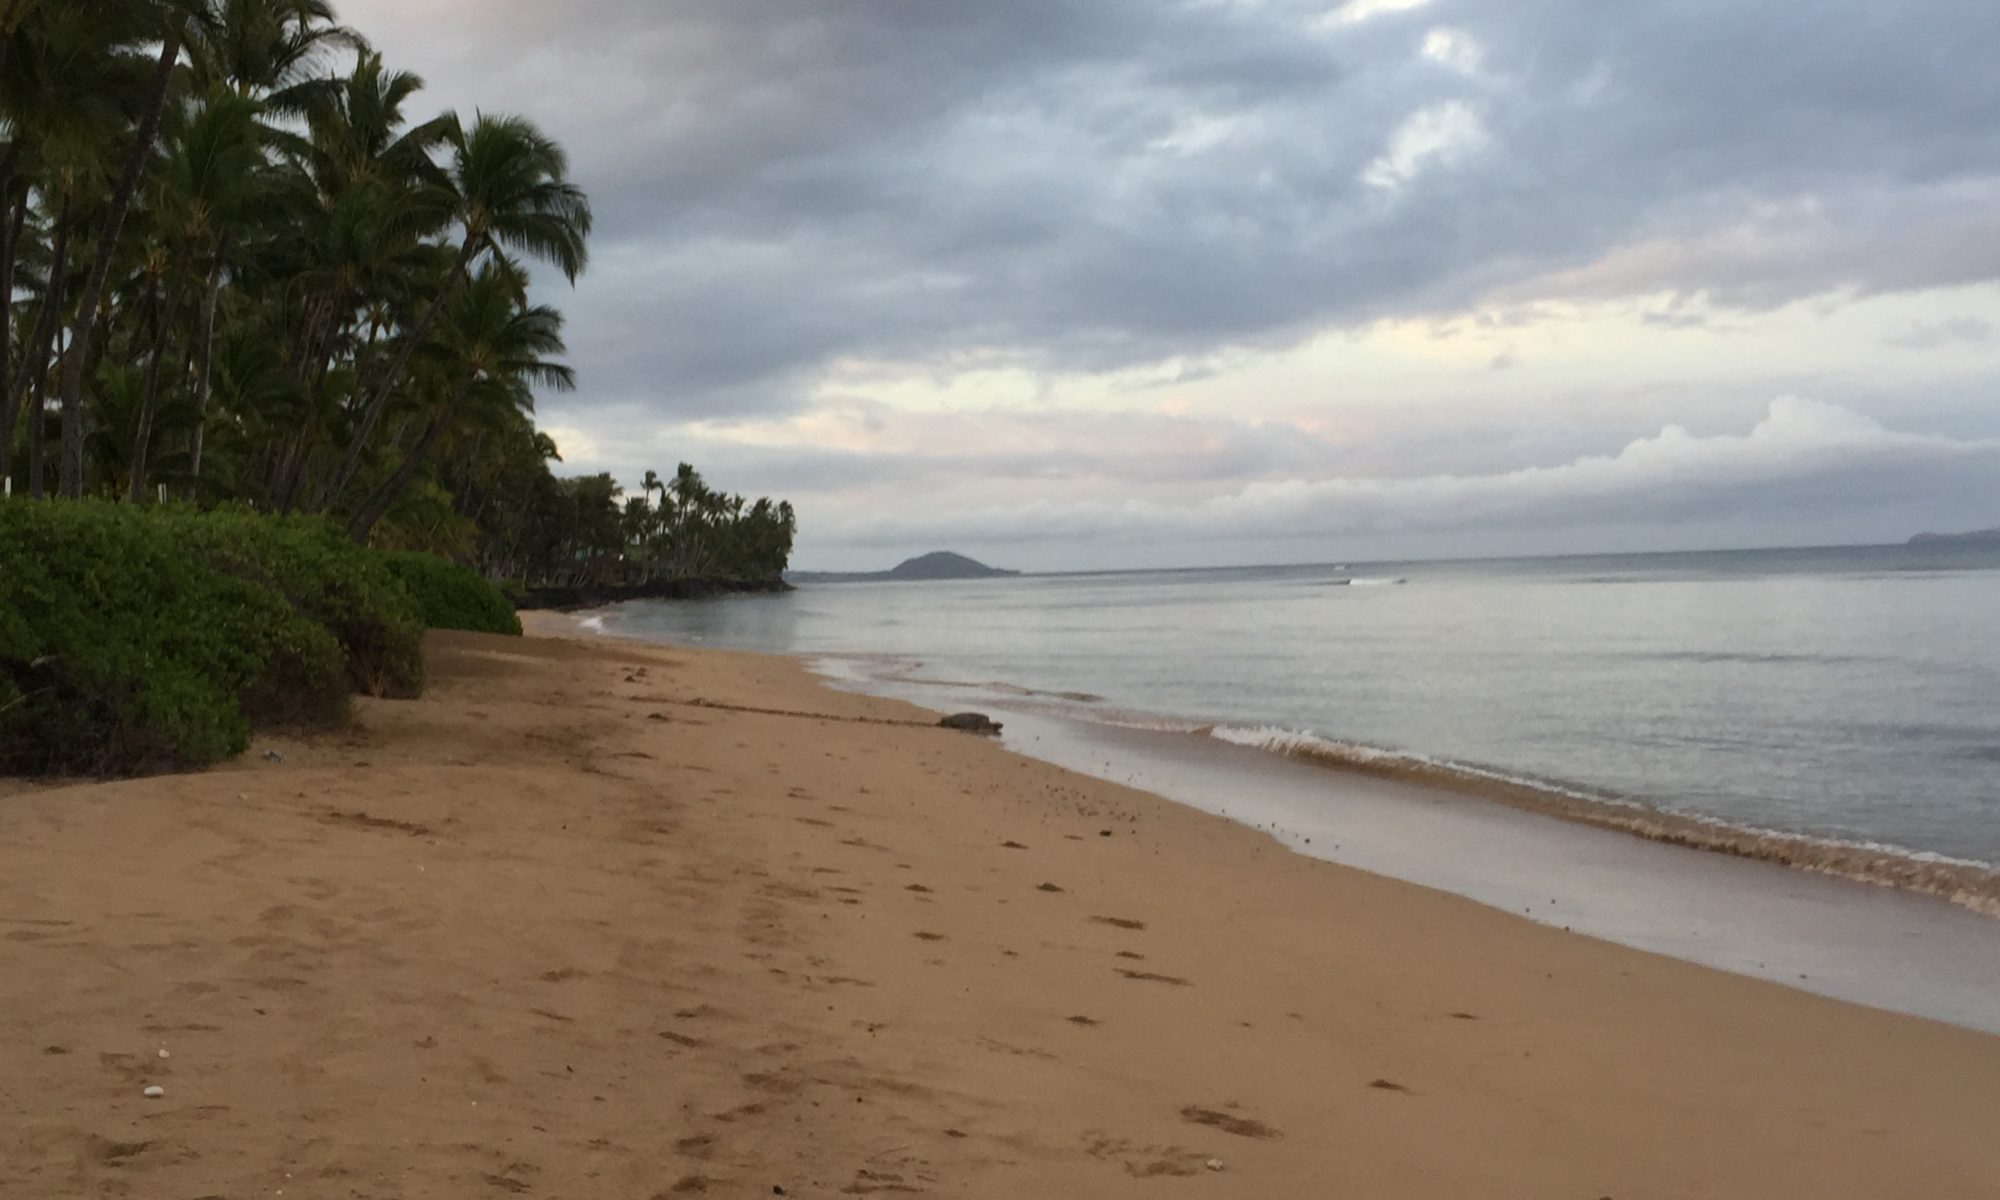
<box><xmin>939</xmin><ymin>712</ymin><xmax>1003</xmax><ymax>736</ymax></box>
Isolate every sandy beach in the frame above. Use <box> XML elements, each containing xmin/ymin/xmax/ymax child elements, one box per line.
<box><xmin>4</xmin><ymin>623</ymin><xmax>1999</xmax><ymax>1198</ymax></box>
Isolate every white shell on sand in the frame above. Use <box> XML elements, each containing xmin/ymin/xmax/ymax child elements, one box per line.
<box><xmin>158</xmin><ymin>1048</ymin><xmax>170</xmax><ymax>1059</ymax></box>
<box><xmin>1205</xmin><ymin>1158</ymin><xmax>1225</xmax><ymax>1172</ymax></box>
<box><xmin>143</xmin><ymin>1086</ymin><xmax>165</xmax><ymax>1099</ymax></box>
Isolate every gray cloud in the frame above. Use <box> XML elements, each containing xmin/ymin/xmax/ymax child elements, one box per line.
<box><xmin>803</xmin><ymin>398</ymin><xmax>2000</xmax><ymax>566</ymax></box>
<box><xmin>341</xmin><ymin>0</ymin><xmax>2000</xmax><ymax>418</ymax></box>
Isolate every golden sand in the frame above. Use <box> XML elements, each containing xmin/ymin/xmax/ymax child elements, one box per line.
<box><xmin>2</xmin><ymin>624</ymin><xmax>1997</xmax><ymax>1197</ymax></box>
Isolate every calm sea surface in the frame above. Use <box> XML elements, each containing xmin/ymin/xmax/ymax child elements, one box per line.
<box><xmin>599</xmin><ymin>543</ymin><xmax>2000</xmax><ymax>869</ymax></box>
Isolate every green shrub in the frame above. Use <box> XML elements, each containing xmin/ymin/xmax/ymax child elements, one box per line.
<box><xmin>160</xmin><ymin>508</ymin><xmax>427</xmax><ymax>698</ymax></box>
<box><xmin>0</xmin><ymin>501</ymin><xmax>349</xmax><ymax>775</ymax></box>
<box><xmin>379</xmin><ymin>551</ymin><xmax>523</xmax><ymax>636</ymax></box>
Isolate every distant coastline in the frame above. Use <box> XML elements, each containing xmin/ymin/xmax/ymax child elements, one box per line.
<box><xmin>1907</xmin><ymin>527</ymin><xmax>2000</xmax><ymax>548</ymax></box>
<box><xmin>788</xmin><ymin>550</ymin><xmax>1019</xmax><ymax>584</ymax></box>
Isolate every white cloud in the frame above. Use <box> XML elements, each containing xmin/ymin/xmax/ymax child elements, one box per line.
<box><xmin>1363</xmin><ymin>101</ymin><xmax>1487</xmax><ymax>189</ymax></box>
<box><xmin>1318</xmin><ymin>0</ymin><xmax>1432</xmax><ymax>28</ymax></box>
<box><xmin>1421</xmin><ymin>27</ymin><xmax>1484</xmax><ymax>74</ymax></box>
<box><xmin>1884</xmin><ymin>316</ymin><xmax>1995</xmax><ymax>349</ymax></box>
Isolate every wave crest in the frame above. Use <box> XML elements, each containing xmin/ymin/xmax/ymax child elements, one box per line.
<box><xmin>1207</xmin><ymin>725</ymin><xmax>2000</xmax><ymax>918</ymax></box>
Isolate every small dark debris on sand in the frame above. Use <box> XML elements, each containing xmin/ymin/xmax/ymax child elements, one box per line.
<box><xmin>939</xmin><ymin>712</ymin><xmax>1003</xmax><ymax>736</ymax></box>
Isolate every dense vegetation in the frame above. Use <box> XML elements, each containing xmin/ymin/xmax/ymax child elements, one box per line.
<box><xmin>499</xmin><ymin>462</ymin><xmax>797</xmax><ymax>588</ymax></box>
<box><xmin>0</xmin><ymin>501</ymin><xmax>440</xmax><ymax>774</ymax></box>
<box><xmin>379</xmin><ymin>549</ymin><xmax>520</xmax><ymax>635</ymax></box>
<box><xmin>0</xmin><ymin>0</ymin><xmax>598</xmax><ymax>538</ymax></box>
<box><xmin>0</xmin><ymin>1</ymin><xmax>800</xmax><ymax>772</ymax></box>
<box><xmin>0</xmin><ymin>0</ymin><xmax>798</xmax><ymax>577</ymax></box>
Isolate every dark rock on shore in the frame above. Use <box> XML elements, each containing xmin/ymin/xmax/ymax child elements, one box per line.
<box><xmin>514</xmin><ymin>578</ymin><xmax>791</xmax><ymax>612</ymax></box>
<box><xmin>939</xmin><ymin>712</ymin><xmax>1003</xmax><ymax>736</ymax></box>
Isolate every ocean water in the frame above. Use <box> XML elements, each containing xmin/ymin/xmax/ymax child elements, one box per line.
<box><xmin>588</xmin><ymin>542</ymin><xmax>2000</xmax><ymax>1029</ymax></box>
<box><xmin>596</xmin><ymin>543</ymin><xmax>2000</xmax><ymax>898</ymax></box>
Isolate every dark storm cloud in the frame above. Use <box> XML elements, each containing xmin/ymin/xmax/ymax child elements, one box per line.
<box><xmin>345</xmin><ymin>0</ymin><xmax>2000</xmax><ymax>418</ymax></box>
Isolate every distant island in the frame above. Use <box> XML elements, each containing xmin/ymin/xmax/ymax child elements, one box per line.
<box><xmin>1907</xmin><ymin>527</ymin><xmax>2000</xmax><ymax>548</ymax></box>
<box><xmin>788</xmin><ymin>551</ymin><xmax>1021</xmax><ymax>584</ymax></box>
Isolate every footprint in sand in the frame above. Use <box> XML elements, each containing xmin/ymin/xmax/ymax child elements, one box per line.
<box><xmin>1181</xmin><ymin>1106</ymin><xmax>1281</xmax><ymax>1139</ymax></box>
<box><xmin>1091</xmin><ymin>916</ymin><xmax>1147</xmax><ymax>931</ymax></box>
<box><xmin>1036</xmin><ymin>883</ymin><xmax>1065</xmax><ymax>893</ymax></box>
<box><xmin>84</xmin><ymin>1137</ymin><xmax>153</xmax><ymax>1164</ymax></box>
<box><xmin>1085</xmin><ymin>1136</ymin><xmax>1209</xmax><ymax>1179</ymax></box>
<box><xmin>1116</xmin><ymin>968</ymin><xmax>1192</xmax><ymax>986</ymax></box>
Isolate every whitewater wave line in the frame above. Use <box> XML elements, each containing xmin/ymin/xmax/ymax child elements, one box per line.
<box><xmin>1205</xmin><ymin>724</ymin><xmax>2000</xmax><ymax>919</ymax></box>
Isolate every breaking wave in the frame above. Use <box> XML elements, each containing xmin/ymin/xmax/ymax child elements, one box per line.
<box><xmin>1205</xmin><ymin>724</ymin><xmax>2000</xmax><ymax>918</ymax></box>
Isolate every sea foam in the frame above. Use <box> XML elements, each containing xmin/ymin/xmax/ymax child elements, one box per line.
<box><xmin>1206</xmin><ymin>723</ymin><xmax>2000</xmax><ymax>919</ymax></box>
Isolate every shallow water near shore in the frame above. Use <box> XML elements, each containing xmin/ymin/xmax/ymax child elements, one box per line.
<box><xmin>592</xmin><ymin>542</ymin><xmax>2000</xmax><ymax>1030</ymax></box>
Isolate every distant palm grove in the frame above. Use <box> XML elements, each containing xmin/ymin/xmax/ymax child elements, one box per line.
<box><xmin>0</xmin><ymin>0</ymin><xmax>794</xmax><ymax>585</ymax></box>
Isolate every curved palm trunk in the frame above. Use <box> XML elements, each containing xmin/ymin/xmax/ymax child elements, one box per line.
<box><xmin>325</xmin><ymin>234</ymin><xmax>479</xmax><ymax>506</ymax></box>
<box><xmin>0</xmin><ymin>190</ymin><xmax>28</xmax><ymax>484</ymax></box>
<box><xmin>346</xmin><ymin>386</ymin><xmax>462</xmax><ymax>542</ymax></box>
<box><xmin>54</xmin><ymin>16</ymin><xmax>185</xmax><ymax>498</ymax></box>
<box><xmin>16</xmin><ymin>198</ymin><xmax>69</xmax><ymax>497</ymax></box>
<box><xmin>127</xmin><ymin>283</ymin><xmax>187</xmax><ymax>501</ymax></box>
<box><xmin>0</xmin><ymin>176</ymin><xmax>24</xmax><ymax>471</ymax></box>
<box><xmin>186</xmin><ymin>256</ymin><xmax>224</xmax><ymax>492</ymax></box>
<box><xmin>26</xmin><ymin>330</ymin><xmax>53</xmax><ymax>497</ymax></box>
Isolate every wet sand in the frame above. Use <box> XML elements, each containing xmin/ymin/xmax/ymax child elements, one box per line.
<box><xmin>933</xmin><ymin>703</ymin><xmax>2000</xmax><ymax>1035</ymax></box>
<box><xmin>3</xmin><ymin>626</ymin><xmax>1998</xmax><ymax>1197</ymax></box>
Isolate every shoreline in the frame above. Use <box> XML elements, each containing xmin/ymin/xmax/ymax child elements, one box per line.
<box><xmin>822</xmin><ymin>650</ymin><xmax>2000</xmax><ymax>919</ymax></box>
<box><xmin>570</xmin><ymin>615</ymin><xmax>2000</xmax><ymax>1032</ymax></box>
<box><xmin>569</xmin><ymin>612</ymin><xmax>2000</xmax><ymax>1029</ymax></box>
<box><xmin>4</xmin><ymin>624</ymin><xmax>1998</xmax><ymax>1195</ymax></box>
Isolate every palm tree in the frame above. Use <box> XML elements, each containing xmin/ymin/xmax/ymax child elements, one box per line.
<box><xmin>327</xmin><ymin>111</ymin><xmax>589</xmax><ymax>508</ymax></box>
<box><xmin>193</xmin><ymin>0</ymin><xmax>352</xmax><ymax>110</ymax></box>
<box><xmin>173</xmin><ymin>0</ymin><xmax>356</xmax><ymax>490</ymax></box>
<box><xmin>126</xmin><ymin>87</ymin><xmax>267</xmax><ymax>498</ymax></box>
<box><xmin>0</xmin><ymin>0</ymin><xmax>809</xmax><ymax>591</ymax></box>
<box><xmin>347</xmin><ymin>257</ymin><xmax>571</xmax><ymax>540</ymax></box>
<box><xmin>53</xmin><ymin>0</ymin><xmax>199</xmax><ymax>498</ymax></box>
<box><xmin>0</xmin><ymin>0</ymin><xmax>148</xmax><ymax>485</ymax></box>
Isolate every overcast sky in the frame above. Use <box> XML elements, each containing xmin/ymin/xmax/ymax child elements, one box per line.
<box><xmin>339</xmin><ymin>0</ymin><xmax>2000</xmax><ymax>569</ymax></box>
